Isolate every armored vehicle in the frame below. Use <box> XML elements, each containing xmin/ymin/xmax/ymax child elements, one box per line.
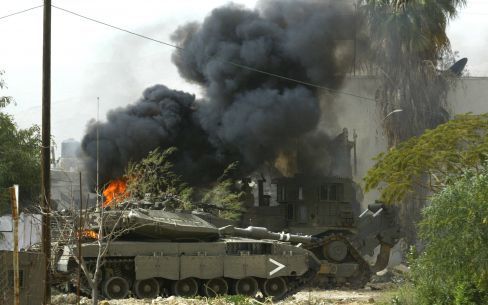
<box><xmin>56</xmin><ymin>204</ymin><xmax>321</xmax><ymax>300</ymax></box>
<box><xmin>234</xmin><ymin>174</ymin><xmax>402</xmax><ymax>288</ymax></box>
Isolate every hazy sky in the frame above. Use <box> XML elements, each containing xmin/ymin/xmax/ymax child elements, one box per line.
<box><xmin>0</xmin><ymin>0</ymin><xmax>487</xmax><ymax>149</ymax></box>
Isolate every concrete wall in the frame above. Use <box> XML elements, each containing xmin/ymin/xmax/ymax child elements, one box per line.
<box><xmin>0</xmin><ymin>213</ymin><xmax>41</xmax><ymax>251</ymax></box>
<box><xmin>329</xmin><ymin>76</ymin><xmax>488</xmax><ymax>207</ymax></box>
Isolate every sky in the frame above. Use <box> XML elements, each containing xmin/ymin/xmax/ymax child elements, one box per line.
<box><xmin>0</xmin><ymin>0</ymin><xmax>487</xmax><ymax>152</ymax></box>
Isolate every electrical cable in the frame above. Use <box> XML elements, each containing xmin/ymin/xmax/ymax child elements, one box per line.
<box><xmin>0</xmin><ymin>4</ymin><xmax>448</xmax><ymax>117</ymax></box>
<box><xmin>0</xmin><ymin>5</ymin><xmax>43</xmax><ymax>21</ymax></box>
<box><xmin>51</xmin><ymin>5</ymin><xmax>378</xmax><ymax>103</ymax></box>
<box><xmin>51</xmin><ymin>4</ymin><xmax>457</xmax><ymax>117</ymax></box>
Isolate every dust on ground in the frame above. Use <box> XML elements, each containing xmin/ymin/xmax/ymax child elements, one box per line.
<box><xmin>53</xmin><ymin>289</ymin><xmax>390</xmax><ymax>305</ymax></box>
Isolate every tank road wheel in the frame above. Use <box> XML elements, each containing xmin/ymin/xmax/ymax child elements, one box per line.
<box><xmin>262</xmin><ymin>277</ymin><xmax>287</xmax><ymax>300</ymax></box>
<box><xmin>173</xmin><ymin>278</ymin><xmax>199</xmax><ymax>297</ymax></box>
<box><xmin>204</xmin><ymin>278</ymin><xmax>228</xmax><ymax>297</ymax></box>
<box><xmin>103</xmin><ymin>276</ymin><xmax>130</xmax><ymax>299</ymax></box>
<box><xmin>134</xmin><ymin>278</ymin><xmax>160</xmax><ymax>299</ymax></box>
<box><xmin>324</xmin><ymin>240</ymin><xmax>349</xmax><ymax>262</ymax></box>
<box><xmin>234</xmin><ymin>277</ymin><xmax>258</xmax><ymax>297</ymax></box>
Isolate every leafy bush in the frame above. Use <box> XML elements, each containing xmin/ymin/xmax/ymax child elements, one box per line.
<box><xmin>125</xmin><ymin>147</ymin><xmax>194</xmax><ymax>209</ymax></box>
<box><xmin>410</xmin><ymin>166</ymin><xmax>488</xmax><ymax>305</ymax></box>
<box><xmin>377</xmin><ymin>283</ymin><xmax>418</xmax><ymax>305</ymax></box>
<box><xmin>125</xmin><ymin>148</ymin><xmax>245</xmax><ymax>219</ymax></box>
<box><xmin>202</xmin><ymin>162</ymin><xmax>245</xmax><ymax>220</ymax></box>
<box><xmin>0</xmin><ymin>113</ymin><xmax>41</xmax><ymax>207</ymax></box>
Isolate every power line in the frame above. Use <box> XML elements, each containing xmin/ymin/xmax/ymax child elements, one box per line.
<box><xmin>51</xmin><ymin>4</ymin><xmax>456</xmax><ymax>116</ymax></box>
<box><xmin>0</xmin><ymin>5</ymin><xmax>43</xmax><ymax>21</ymax></box>
<box><xmin>51</xmin><ymin>5</ymin><xmax>183</xmax><ymax>51</ymax></box>
<box><xmin>0</xmin><ymin>4</ymin><xmax>476</xmax><ymax>112</ymax></box>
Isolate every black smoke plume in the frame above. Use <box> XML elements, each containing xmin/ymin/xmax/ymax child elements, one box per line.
<box><xmin>81</xmin><ymin>0</ymin><xmax>355</xmax><ymax>187</ymax></box>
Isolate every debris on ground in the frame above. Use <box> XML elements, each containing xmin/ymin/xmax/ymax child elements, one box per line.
<box><xmin>49</xmin><ymin>289</ymin><xmax>390</xmax><ymax>305</ymax></box>
<box><xmin>367</xmin><ymin>264</ymin><xmax>409</xmax><ymax>290</ymax></box>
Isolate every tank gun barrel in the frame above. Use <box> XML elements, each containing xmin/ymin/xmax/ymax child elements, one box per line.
<box><xmin>219</xmin><ymin>225</ymin><xmax>317</xmax><ymax>244</ymax></box>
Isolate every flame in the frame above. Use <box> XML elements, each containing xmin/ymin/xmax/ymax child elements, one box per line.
<box><xmin>76</xmin><ymin>229</ymin><xmax>98</xmax><ymax>239</ymax></box>
<box><xmin>82</xmin><ymin>229</ymin><xmax>98</xmax><ymax>239</ymax></box>
<box><xmin>103</xmin><ymin>178</ymin><xmax>128</xmax><ymax>207</ymax></box>
<box><xmin>274</xmin><ymin>150</ymin><xmax>297</xmax><ymax>177</ymax></box>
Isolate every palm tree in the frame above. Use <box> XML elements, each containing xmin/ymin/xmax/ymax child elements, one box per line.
<box><xmin>359</xmin><ymin>0</ymin><xmax>466</xmax><ymax>241</ymax></box>
<box><xmin>361</xmin><ymin>0</ymin><xmax>466</xmax><ymax>145</ymax></box>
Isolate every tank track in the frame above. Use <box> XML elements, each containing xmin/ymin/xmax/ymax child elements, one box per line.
<box><xmin>306</xmin><ymin>233</ymin><xmax>372</xmax><ymax>289</ymax></box>
<box><xmin>72</xmin><ymin>257</ymin><xmax>318</xmax><ymax>301</ymax></box>
<box><xmin>274</xmin><ymin>261</ymin><xmax>320</xmax><ymax>301</ymax></box>
<box><xmin>73</xmin><ymin>257</ymin><xmax>134</xmax><ymax>297</ymax></box>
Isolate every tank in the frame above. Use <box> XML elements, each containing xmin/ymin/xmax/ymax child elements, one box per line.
<box><xmin>230</xmin><ymin>175</ymin><xmax>402</xmax><ymax>288</ymax></box>
<box><xmin>56</xmin><ymin>202</ymin><xmax>321</xmax><ymax>301</ymax></box>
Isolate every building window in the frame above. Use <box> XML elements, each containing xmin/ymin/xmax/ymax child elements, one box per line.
<box><xmin>288</xmin><ymin>186</ymin><xmax>299</xmax><ymax>200</ymax></box>
<box><xmin>277</xmin><ymin>185</ymin><xmax>286</xmax><ymax>202</ymax></box>
<box><xmin>298</xmin><ymin>206</ymin><xmax>308</xmax><ymax>224</ymax></box>
<box><xmin>298</xmin><ymin>186</ymin><xmax>303</xmax><ymax>200</ymax></box>
<box><xmin>319</xmin><ymin>183</ymin><xmax>344</xmax><ymax>201</ymax></box>
<box><xmin>287</xmin><ymin>204</ymin><xmax>294</xmax><ymax>220</ymax></box>
<box><xmin>329</xmin><ymin>184</ymin><xmax>338</xmax><ymax>201</ymax></box>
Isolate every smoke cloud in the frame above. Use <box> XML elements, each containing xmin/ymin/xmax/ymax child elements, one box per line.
<box><xmin>81</xmin><ymin>0</ymin><xmax>356</xmax><ymax>186</ymax></box>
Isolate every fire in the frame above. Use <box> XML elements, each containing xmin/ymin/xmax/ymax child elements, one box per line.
<box><xmin>83</xmin><ymin>230</ymin><xmax>98</xmax><ymax>239</ymax></box>
<box><xmin>103</xmin><ymin>178</ymin><xmax>128</xmax><ymax>207</ymax></box>
<box><xmin>274</xmin><ymin>150</ymin><xmax>297</xmax><ymax>177</ymax></box>
<box><xmin>77</xmin><ymin>229</ymin><xmax>98</xmax><ymax>239</ymax></box>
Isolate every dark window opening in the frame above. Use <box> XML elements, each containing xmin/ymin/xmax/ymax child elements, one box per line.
<box><xmin>287</xmin><ymin>204</ymin><xmax>294</xmax><ymax>220</ymax></box>
<box><xmin>298</xmin><ymin>206</ymin><xmax>308</xmax><ymax>224</ymax></box>
<box><xmin>288</xmin><ymin>186</ymin><xmax>299</xmax><ymax>201</ymax></box>
<box><xmin>319</xmin><ymin>183</ymin><xmax>344</xmax><ymax>201</ymax></box>
<box><xmin>329</xmin><ymin>184</ymin><xmax>338</xmax><ymax>201</ymax></box>
<box><xmin>277</xmin><ymin>185</ymin><xmax>286</xmax><ymax>202</ymax></box>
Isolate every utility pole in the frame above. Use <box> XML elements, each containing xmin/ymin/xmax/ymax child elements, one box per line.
<box><xmin>10</xmin><ymin>185</ymin><xmax>19</xmax><ymax>305</ymax></box>
<box><xmin>41</xmin><ymin>1</ymin><xmax>52</xmax><ymax>304</ymax></box>
<box><xmin>77</xmin><ymin>172</ymin><xmax>83</xmax><ymax>305</ymax></box>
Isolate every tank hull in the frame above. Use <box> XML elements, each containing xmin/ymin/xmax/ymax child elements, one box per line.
<box><xmin>58</xmin><ymin>238</ymin><xmax>320</xmax><ymax>300</ymax></box>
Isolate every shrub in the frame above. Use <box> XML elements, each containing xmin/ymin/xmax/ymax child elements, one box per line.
<box><xmin>410</xmin><ymin>166</ymin><xmax>488</xmax><ymax>305</ymax></box>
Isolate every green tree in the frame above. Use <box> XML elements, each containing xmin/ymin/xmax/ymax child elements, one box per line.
<box><xmin>125</xmin><ymin>147</ymin><xmax>193</xmax><ymax>209</ymax></box>
<box><xmin>360</xmin><ymin>0</ymin><xmax>467</xmax><ymax>240</ymax></box>
<box><xmin>201</xmin><ymin>162</ymin><xmax>245</xmax><ymax>221</ymax></box>
<box><xmin>409</xmin><ymin>166</ymin><xmax>488</xmax><ymax>305</ymax></box>
<box><xmin>364</xmin><ymin>113</ymin><xmax>488</xmax><ymax>204</ymax></box>
<box><xmin>0</xmin><ymin>70</ymin><xmax>13</xmax><ymax>108</ymax></box>
<box><xmin>125</xmin><ymin>149</ymin><xmax>245</xmax><ymax>220</ymax></box>
<box><xmin>0</xmin><ymin>114</ymin><xmax>41</xmax><ymax>212</ymax></box>
<box><xmin>361</xmin><ymin>0</ymin><xmax>466</xmax><ymax>144</ymax></box>
<box><xmin>0</xmin><ymin>71</ymin><xmax>41</xmax><ymax>212</ymax></box>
